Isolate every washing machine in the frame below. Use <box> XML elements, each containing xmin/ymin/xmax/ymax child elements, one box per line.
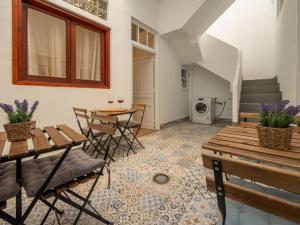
<box><xmin>192</xmin><ymin>98</ymin><xmax>216</xmax><ymax>124</ymax></box>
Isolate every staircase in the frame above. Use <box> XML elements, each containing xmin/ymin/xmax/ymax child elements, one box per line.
<box><xmin>240</xmin><ymin>77</ymin><xmax>282</xmax><ymax>113</ymax></box>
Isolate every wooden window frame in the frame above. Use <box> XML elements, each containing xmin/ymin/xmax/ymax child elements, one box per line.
<box><xmin>13</xmin><ymin>0</ymin><xmax>111</xmax><ymax>89</ymax></box>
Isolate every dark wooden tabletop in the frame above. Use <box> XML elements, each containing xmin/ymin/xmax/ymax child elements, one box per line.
<box><xmin>0</xmin><ymin>124</ymin><xmax>87</xmax><ymax>161</ymax></box>
<box><xmin>202</xmin><ymin>126</ymin><xmax>300</xmax><ymax>170</ymax></box>
<box><xmin>91</xmin><ymin>109</ymin><xmax>137</xmax><ymax>116</ymax></box>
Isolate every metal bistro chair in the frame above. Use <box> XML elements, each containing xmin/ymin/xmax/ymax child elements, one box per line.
<box><xmin>21</xmin><ymin>130</ymin><xmax>115</xmax><ymax>224</ymax></box>
<box><xmin>0</xmin><ymin>162</ymin><xmax>21</xmax><ymax>224</ymax></box>
<box><xmin>88</xmin><ymin>113</ymin><xmax>120</xmax><ymax>164</ymax></box>
<box><xmin>73</xmin><ymin>107</ymin><xmax>107</xmax><ymax>157</ymax></box>
<box><xmin>118</xmin><ymin>104</ymin><xmax>146</xmax><ymax>155</ymax></box>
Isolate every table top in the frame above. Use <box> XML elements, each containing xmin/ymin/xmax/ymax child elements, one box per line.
<box><xmin>0</xmin><ymin>124</ymin><xmax>87</xmax><ymax>161</ymax></box>
<box><xmin>202</xmin><ymin>126</ymin><xmax>300</xmax><ymax>171</ymax></box>
<box><xmin>91</xmin><ymin>108</ymin><xmax>137</xmax><ymax>116</ymax></box>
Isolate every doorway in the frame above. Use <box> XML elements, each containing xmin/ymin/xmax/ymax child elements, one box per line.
<box><xmin>132</xmin><ymin>47</ymin><xmax>155</xmax><ymax>131</ymax></box>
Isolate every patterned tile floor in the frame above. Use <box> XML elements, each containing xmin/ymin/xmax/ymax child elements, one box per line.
<box><xmin>1</xmin><ymin>121</ymin><xmax>223</xmax><ymax>225</ymax></box>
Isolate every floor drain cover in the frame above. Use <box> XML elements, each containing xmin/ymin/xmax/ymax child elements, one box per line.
<box><xmin>153</xmin><ymin>173</ymin><xmax>170</xmax><ymax>185</ymax></box>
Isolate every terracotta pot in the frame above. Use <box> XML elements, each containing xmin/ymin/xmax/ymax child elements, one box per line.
<box><xmin>256</xmin><ymin>125</ymin><xmax>293</xmax><ymax>150</ymax></box>
<box><xmin>3</xmin><ymin>120</ymin><xmax>36</xmax><ymax>142</ymax></box>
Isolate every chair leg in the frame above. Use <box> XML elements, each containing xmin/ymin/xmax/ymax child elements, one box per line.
<box><xmin>128</xmin><ymin>128</ymin><xmax>144</xmax><ymax>149</ymax></box>
<box><xmin>40</xmin><ymin>197</ymin><xmax>61</xmax><ymax>225</ymax></box>
<box><xmin>39</xmin><ymin>198</ymin><xmax>64</xmax><ymax>215</ymax></box>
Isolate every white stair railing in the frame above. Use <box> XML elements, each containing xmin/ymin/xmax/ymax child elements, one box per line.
<box><xmin>232</xmin><ymin>49</ymin><xmax>243</xmax><ymax>123</ymax></box>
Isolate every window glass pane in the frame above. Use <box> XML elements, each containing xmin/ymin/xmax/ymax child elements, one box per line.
<box><xmin>131</xmin><ymin>23</ymin><xmax>138</xmax><ymax>42</ymax></box>
<box><xmin>63</xmin><ymin>0</ymin><xmax>108</xmax><ymax>20</ymax></box>
<box><xmin>148</xmin><ymin>32</ymin><xmax>155</xmax><ymax>48</ymax></box>
<box><xmin>27</xmin><ymin>8</ymin><xmax>66</xmax><ymax>78</ymax></box>
<box><xmin>76</xmin><ymin>26</ymin><xmax>101</xmax><ymax>81</ymax></box>
<box><xmin>139</xmin><ymin>27</ymin><xmax>147</xmax><ymax>45</ymax></box>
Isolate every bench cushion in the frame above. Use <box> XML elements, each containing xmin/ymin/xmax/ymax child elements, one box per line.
<box><xmin>217</xmin><ymin>178</ymin><xmax>300</xmax><ymax>225</ymax></box>
<box><xmin>22</xmin><ymin>150</ymin><xmax>105</xmax><ymax>197</ymax></box>
<box><xmin>0</xmin><ymin>162</ymin><xmax>20</xmax><ymax>202</ymax></box>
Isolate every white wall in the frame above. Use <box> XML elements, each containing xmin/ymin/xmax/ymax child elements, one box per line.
<box><xmin>0</xmin><ymin>0</ymin><xmax>159</xmax><ymax>131</ymax></box>
<box><xmin>198</xmin><ymin>34</ymin><xmax>238</xmax><ymax>85</ymax></box>
<box><xmin>159</xmin><ymin>38</ymin><xmax>189</xmax><ymax>124</ymax></box>
<box><xmin>206</xmin><ymin>0</ymin><xmax>276</xmax><ymax>79</ymax></box>
<box><xmin>158</xmin><ymin>0</ymin><xmax>206</xmax><ymax>35</ymax></box>
<box><xmin>189</xmin><ymin>66</ymin><xmax>232</xmax><ymax>119</ymax></box>
<box><xmin>275</xmin><ymin>0</ymin><xmax>298</xmax><ymax>104</ymax></box>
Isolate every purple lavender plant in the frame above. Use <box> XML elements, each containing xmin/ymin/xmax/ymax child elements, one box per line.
<box><xmin>0</xmin><ymin>100</ymin><xmax>39</xmax><ymax>123</ymax></box>
<box><xmin>29</xmin><ymin>101</ymin><xmax>39</xmax><ymax>117</ymax></box>
<box><xmin>0</xmin><ymin>104</ymin><xmax>14</xmax><ymax>114</ymax></box>
<box><xmin>260</xmin><ymin>100</ymin><xmax>300</xmax><ymax>128</ymax></box>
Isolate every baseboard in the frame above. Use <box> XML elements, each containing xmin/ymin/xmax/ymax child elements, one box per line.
<box><xmin>160</xmin><ymin>117</ymin><xmax>190</xmax><ymax>129</ymax></box>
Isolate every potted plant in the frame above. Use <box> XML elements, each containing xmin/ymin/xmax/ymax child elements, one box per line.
<box><xmin>257</xmin><ymin>100</ymin><xmax>300</xmax><ymax>150</ymax></box>
<box><xmin>0</xmin><ymin>100</ymin><xmax>39</xmax><ymax>142</ymax></box>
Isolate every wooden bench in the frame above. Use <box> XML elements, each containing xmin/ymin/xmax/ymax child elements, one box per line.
<box><xmin>239</xmin><ymin>112</ymin><xmax>259</xmax><ymax>128</ymax></box>
<box><xmin>202</xmin><ymin>152</ymin><xmax>300</xmax><ymax>225</ymax></box>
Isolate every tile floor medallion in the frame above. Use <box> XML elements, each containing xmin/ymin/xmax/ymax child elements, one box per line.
<box><xmin>0</xmin><ymin>121</ymin><xmax>223</xmax><ymax>225</ymax></box>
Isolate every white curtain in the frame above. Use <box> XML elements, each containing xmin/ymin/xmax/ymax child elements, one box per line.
<box><xmin>76</xmin><ymin>26</ymin><xmax>101</xmax><ymax>81</ymax></box>
<box><xmin>27</xmin><ymin>8</ymin><xmax>66</xmax><ymax>78</ymax></box>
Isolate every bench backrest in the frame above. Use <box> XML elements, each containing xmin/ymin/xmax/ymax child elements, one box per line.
<box><xmin>202</xmin><ymin>152</ymin><xmax>300</xmax><ymax>224</ymax></box>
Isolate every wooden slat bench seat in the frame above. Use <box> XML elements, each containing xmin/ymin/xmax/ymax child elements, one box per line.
<box><xmin>9</xmin><ymin>141</ymin><xmax>28</xmax><ymax>159</ymax></box>
<box><xmin>57</xmin><ymin>124</ymin><xmax>87</xmax><ymax>144</ymax></box>
<box><xmin>44</xmin><ymin>126</ymin><xmax>71</xmax><ymax>148</ymax></box>
<box><xmin>202</xmin><ymin>152</ymin><xmax>300</xmax><ymax>225</ymax></box>
<box><xmin>239</xmin><ymin>112</ymin><xmax>259</xmax><ymax>128</ymax></box>
<box><xmin>0</xmin><ymin>125</ymin><xmax>87</xmax><ymax>160</ymax></box>
<box><xmin>32</xmin><ymin>128</ymin><xmax>52</xmax><ymax>152</ymax></box>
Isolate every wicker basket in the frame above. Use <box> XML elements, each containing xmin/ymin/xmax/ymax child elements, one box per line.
<box><xmin>3</xmin><ymin>121</ymin><xmax>36</xmax><ymax>142</ymax></box>
<box><xmin>256</xmin><ymin>125</ymin><xmax>294</xmax><ymax>150</ymax></box>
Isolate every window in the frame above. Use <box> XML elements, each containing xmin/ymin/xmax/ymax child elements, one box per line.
<box><xmin>63</xmin><ymin>0</ymin><xmax>108</xmax><ymax>20</ymax></box>
<box><xmin>131</xmin><ymin>23</ymin><xmax>138</xmax><ymax>42</ymax></box>
<box><xmin>181</xmin><ymin>69</ymin><xmax>188</xmax><ymax>88</ymax></box>
<box><xmin>131</xmin><ymin>23</ymin><xmax>155</xmax><ymax>49</ymax></box>
<box><xmin>13</xmin><ymin>0</ymin><xmax>110</xmax><ymax>89</ymax></box>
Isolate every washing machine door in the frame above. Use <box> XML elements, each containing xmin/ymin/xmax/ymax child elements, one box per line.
<box><xmin>195</xmin><ymin>101</ymin><xmax>209</xmax><ymax>116</ymax></box>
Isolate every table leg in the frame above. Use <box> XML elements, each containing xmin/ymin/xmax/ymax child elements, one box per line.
<box><xmin>16</xmin><ymin>159</ymin><xmax>22</xmax><ymax>224</ymax></box>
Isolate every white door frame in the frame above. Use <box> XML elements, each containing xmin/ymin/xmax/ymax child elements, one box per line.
<box><xmin>132</xmin><ymin>41</ymin><xmax>160</xmax><ymax>130</ymax></box>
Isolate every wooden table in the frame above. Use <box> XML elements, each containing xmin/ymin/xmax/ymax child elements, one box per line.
<box><xmin>202</xmin><ymin>126</ymin><xmax>300</xmax><ymax>171</ymax></box>
<box><xmin>91</xmin><ymin>108</ymin><xmax>137</xmax><ymax>116</ymax></box>
<box><xmin>0</xmin><ymin>124</ymin><xmax>87</xmax><ymax>225</ymax></box>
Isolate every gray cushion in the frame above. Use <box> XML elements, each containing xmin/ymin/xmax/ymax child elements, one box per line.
<box><xmin>22</xmin><ymin>150</ymin><xmax>105</xmax><ymax>197</ymax></box>
<box><xmin>0</xmin><ymin>162</ymin><xmax>20</xmax><ymax>202</ymax></box>
<box><xmin>82</xmin><ymin>127</ymin><xmax>104</xmax><ymax>136</ymax></box>
<box><xmin>119</xmin><ymin>120</ymin><xmax>141</xmax><ymax>129</ymax></box>
<box><xmin>217</xmin><ymin>178</ymin><xmax>300</xmax><ymax>225</ymax></box>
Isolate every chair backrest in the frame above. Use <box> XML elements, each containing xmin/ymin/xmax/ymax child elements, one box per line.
<box><xmin>202</xmin><ymin>152</ymin><xmax>300</xmax><ymax>224</ymax></box>
<box><xmin>88</xmin><ymin>113</ymin><xmax>117</xmax><ymax>135</ymax></box>
<box><xmin>132</xmin><ymin>104</ymin><xmax>147</xmax><ymax>123</ymax></box>
<box><xmin>73</xmin><ymin>107</ymin><xmax>89</xmax><ymax>133</ymax></box>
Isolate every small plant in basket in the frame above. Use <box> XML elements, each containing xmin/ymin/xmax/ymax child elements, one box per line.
<box><xmin>258</xmin><ymin>100</ymin><xmax>300</xmax><ymax>150</ymax></box>
<box><xmin>0</xmin><ymin>100</ymin><xmax>39</xmax><ymax>141</ymax></box>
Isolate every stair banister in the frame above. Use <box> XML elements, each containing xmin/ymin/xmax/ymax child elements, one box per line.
<box><xmin>232</xmin><ymin>49</ymin><xmax>242</xmax><ymax>124</ymax></box>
